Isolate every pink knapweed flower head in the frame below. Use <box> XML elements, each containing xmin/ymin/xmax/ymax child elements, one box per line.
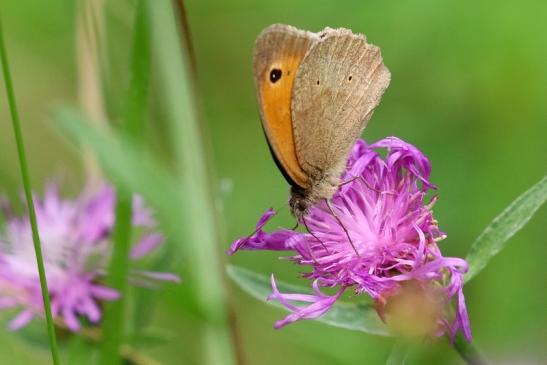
<box><xmin>229</xmin><ymin>137</ymin><xmax>471</xmax><ymax>342</ymax></box>
<box><xmin>0</xmin><ymin>183</ymin><xmax>179</xmax><ymax>331</ymax></box>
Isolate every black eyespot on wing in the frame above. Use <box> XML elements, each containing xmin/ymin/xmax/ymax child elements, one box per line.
<box><xmin>348</xmin><ymin>76</ymin><xmax>352</xmax><ymax>81</ymax></box>
<box><xmin>316</xmin><ymin>80</ymin><xmax>320</xmax><ymax>85</ymax></box>
<box><xmin>270</xmin><ymin>68</ymin><xmax>282</xmax><ymax>83</ymax></box>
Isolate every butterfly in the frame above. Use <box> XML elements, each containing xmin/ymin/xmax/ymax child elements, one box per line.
<box><xmin>253</xmin><ymin>24</ymin><xmax>390</xmax><ymax>219</ymax></box>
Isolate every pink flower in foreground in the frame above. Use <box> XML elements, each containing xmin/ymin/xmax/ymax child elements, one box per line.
<box><xmin>229</xmin><ymin>137</ymin><xmax>471</xmax><ymax>341</ymax></box>
<box><xmin>0</xmin><ymin>184</ymin><xmax>179</xmax><ymax>331</ymax></box>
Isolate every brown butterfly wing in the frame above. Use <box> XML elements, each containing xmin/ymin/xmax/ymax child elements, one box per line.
<box><xmin>291</xmin><ymin>28</ymin><xmax>391</xmax><ymax>181</ymax></box>
<box><xmin>253</xmin><ymin>24</ymin><xmax>318</xmax><ymax>189</ymax></box>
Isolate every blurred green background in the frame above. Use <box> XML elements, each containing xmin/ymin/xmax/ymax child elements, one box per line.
<box><xmin>0</xmin><ymin>0</ymin><xmax>545</xmax><ymax>364</ymax></box>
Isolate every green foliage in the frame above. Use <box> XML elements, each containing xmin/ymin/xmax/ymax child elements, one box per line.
<box><xmin>56</xmin><ymin>107</ymin><xmax>185</xmax><ymax>248</ymax></box>
<box><xmin>227</xmin><ymin>265</ymin><xmax>389</xmax><ymax>336</ymax></box>
<box><xmin>100</xmin><ymin>1</ymin><xmax>150</xmax><ymax>363</ymax></box>
<box><xmin>58</xmin><ymin>0</ymin><xmax>237</xmax><ymax>362</ymax></box>
<box><xmin>465</xmin><ymin>175</ymin><xmax>547</xmax><ymax>282</ymax></box>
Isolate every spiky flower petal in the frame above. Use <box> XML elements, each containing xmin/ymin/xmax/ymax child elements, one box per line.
<box><xmin>0</xmin><ymin>183</ymin><xmax>179</xmax><ymax>331</ymax></box>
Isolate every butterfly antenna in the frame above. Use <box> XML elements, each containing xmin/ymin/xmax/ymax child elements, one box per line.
<box><xmin>302</xmin><ymin>216</ymin><xmax>330</xmax><ymax>254</ymax></box>
<box><xmin>296</xmin><ymin>217</ymin><xmax>322</xmax><ymax>264</ymax></box>
<box><xmin>338</xmin><ymin>175</ymin><xmax>359</xmax><ymax>187</ymax></box>
<box><xmin>324</xmin><ymin>199</ymin><xmax>360</xmax><ymax>257</ymax></box>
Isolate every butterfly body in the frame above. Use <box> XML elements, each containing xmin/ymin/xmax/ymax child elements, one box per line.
<box><xmin>253</xmin><ymin>24</ymin><xmax>390</xmax><ymax>219</ymax></box>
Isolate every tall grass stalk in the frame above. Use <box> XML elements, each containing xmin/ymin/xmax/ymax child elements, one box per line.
<box><xmin>0</xmin><ymin>15</ymin><xmax>61</xmax><ymax>365</ymax></box>
<box><xmin>147</xmin><ymin>1</ymin><xmax>237</xmax><ymax>364</ymax></box>
<box><xmin>100</xmin><ymin>1</ymin><xmax>150</xmax><ymax>364</ymax></box>
<box><xmin>76</xmin><ymin>0</ymin><xmax>108</xmax><ymax>187</ymax></box>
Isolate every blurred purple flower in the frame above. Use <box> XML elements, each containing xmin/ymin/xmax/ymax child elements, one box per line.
<box><xmin>0</xmin><ymin>184</ymin><xmax>179</xmax><ymax>331</ymax></box>
<box><xmin>229</xmin><ymin>137</ymin><xmax>471</xmax><ymax>342</ymax></box>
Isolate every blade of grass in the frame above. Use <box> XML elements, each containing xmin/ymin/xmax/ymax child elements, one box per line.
<box><xmin>100</xmin><ymin>1</ymin><xmax>150</xmax><ymax>364</ymax></box>
<box><xmin>0</xmin><ymin>14</ymin><xmax>60</xmax><ymax>365</ymax></box>
<box><xmin>465</xmin><ymin>175</ymin><xmax>547</xmax><ymax>282</ymax></box>
<box><xmin>146</xmin><ymin>1</ymin><xmax>237</xmax><ymax>363</ymax></box>
<box><xmin>100</xmin><ymin>189</ymin><xmax>132</xmax><ymax>365</ymax></box>
<box><xmin>76</xmin><ymin>0</ymin><xmax>108</xmax><ymax>187</ymax></box>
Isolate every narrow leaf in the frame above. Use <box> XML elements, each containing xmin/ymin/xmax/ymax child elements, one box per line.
<box><xmin>465</xmin><ymin>175</ymin><xmax>547</xmax><ymax>282</ymax></box>
<box><xmin>100</xmin><ymin>1</ymin><xmax>150</xmax><ymax>364</ymax></box>
<box><xmin>55</xmin><ymin>107</ymin><xmax>186</xmax><ymax>252</ymax></box>
<box><xmin>227</xmin><ymin>265</ymin><xmax>390</xmax><ymax>336</ymax></box>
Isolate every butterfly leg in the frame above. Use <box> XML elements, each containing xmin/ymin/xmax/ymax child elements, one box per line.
<box><xmin>325</xmin><ymin>199</ymin><xmax>360</xmax><ymax>257</ymax></box>
<box><xmin>337</xmin><ymin>175</ymin><xmax>359</xmax><ymax>187</ymax></box>
<box><xmin>358</xmin><ymin>176</ymin><xmax>396</xmax><ymax>195</ymax></box>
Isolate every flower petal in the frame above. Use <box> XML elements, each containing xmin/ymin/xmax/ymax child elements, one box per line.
<box><xmin>228</xmin><ymin>209</ymin><xmax>295</xmax><ymax>254</ymax></box>
<box><xmin>268</xmin><ymin>275</ymin><xmax>345</xmax><ymax>329</ymax></box>
<box><xmin>8</xmin><ymin>310</ymin><xmax>34</xmax><ymax>330</ymax></box>
<box><xmin>130</xmin><ymin>233</ymin><xmax>165</xmax><ymax>259</ymax></box>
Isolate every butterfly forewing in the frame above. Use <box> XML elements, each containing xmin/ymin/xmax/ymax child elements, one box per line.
<box><xmin>291</xmin><ymin>28</ymin><xmax>391</xmax><ymax>180</ymax></box>
<box><xmin>253</xmin><ymin>24</ymin><xmax>318</xmax><ymax>189</ymax></box>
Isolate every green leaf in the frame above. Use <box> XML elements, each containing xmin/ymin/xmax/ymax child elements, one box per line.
<box><xmin>100</xmin><ymin>1</ymin><xmax>150</xmax><ymax>363</ymax></box>
<box><xmin>227</xmin><ymin>265</ymin><xmax>390</xmax><ymax>336</ymax></box>
<box><xmin>465</xmin><ymin>175</ymin><xmax>547</xmax><ymax>282</ymax></box>
<box><xmin>56</xmin><ymin>107</ymin><xmax>186</xmax><ymax>254</ymax></box>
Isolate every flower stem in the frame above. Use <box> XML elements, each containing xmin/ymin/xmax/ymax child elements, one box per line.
<box><xmin>451</xmin><ymin>334</ymin><xmax>487</xmax><ymax>365</ymax></box>
<box><xmin>0</xmin><ymin>14</ymin><xmax>61</xmax><ymax>365</ymax></box>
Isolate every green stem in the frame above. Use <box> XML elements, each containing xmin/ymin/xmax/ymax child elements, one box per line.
<box><xmin>100</xmin><ymin>1</ymin><xmax>150</xmax><ymax>364</ymax></box>
<box><xmin>0</xmin><ymin>15</ymin><xmax>61</xmax><ymax>365</ymax></box>
<box><xmin>451</xmin><ymin>334</ymin><xmax>487</xmax><ymax>365</ymax></box>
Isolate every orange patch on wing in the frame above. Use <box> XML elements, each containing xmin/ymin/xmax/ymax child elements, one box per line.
<box><xmin>259</xmin><ymin>55</ymin><xmax>309</xmax><ymax>188</ymax></box>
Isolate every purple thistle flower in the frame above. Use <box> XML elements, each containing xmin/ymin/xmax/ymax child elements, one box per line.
<box><xmin>0</xmin><ymin>183</ymin><xmax>179</xmax><ymax>331</ymax></box>
<box><xmin>229</xmin><ymin>137</ymin><xmax>472</xmax><ymax>342</ymax></box>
